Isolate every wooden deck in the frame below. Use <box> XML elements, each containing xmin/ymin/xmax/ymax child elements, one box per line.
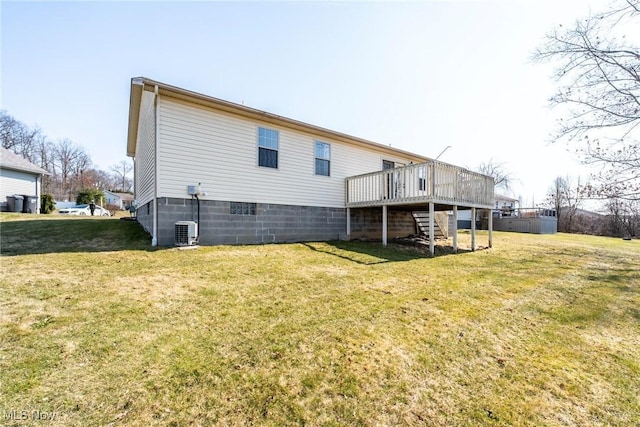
<box><xmin>345</xmin><ymin>160</ymin><xmax>494</xmax><ymax>209</ymax></box>
<box><xmin>345</xmin><ymin>160</ymin><xmax>495</xmax><ymax>254</ymax></box>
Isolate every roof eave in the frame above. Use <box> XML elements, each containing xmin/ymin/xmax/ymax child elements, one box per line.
<box><xmin>132</xmin><ymin>77</ymin><xmax>431</xmax><ymax>163</ymax></box>
<box><xmin>0</xmin><ymin>165</ymin><xmax>51</xmax><ymax>175</ymax></box>
<box><xmin>126</xmin><ymin>78</ymin><xmax>144</xmax><ymax>158</ymax></box>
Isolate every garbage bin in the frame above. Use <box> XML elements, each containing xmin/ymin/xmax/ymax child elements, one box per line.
<box><xmin>22</xmin><ymin>195</ymin><xmax>37</xmax><ymax>213</ymax></box>
<box><xmin>6</xmin><ymin>195</ymin><xmax>16</xmax><ymax>212</ymax></box>
<box><xmin>12</xmin><ymin>195</ymin><xmax>24</xmax><ymax>213</ymax></box>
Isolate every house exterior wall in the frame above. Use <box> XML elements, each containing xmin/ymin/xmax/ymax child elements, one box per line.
<box><xmin>104</xmin><ymin>192</ymin><xmax>134</xmax><ymax>209</ymax></box>
<box><xmin>104</xmin><ymin>191</ymin><xmax>122</xmax><ymax>208</ymax></box>
<box><xmin>130</xmin><ymin>84</ymin><xmax>432</xmax><ymax>246</ymax></box>
<box><xmin>454</xmin><ymin>209</ymin><xmax>474</xmax><ymax>229</ymax></box>
<box><xmin>155</xmin><ymin>97</ymin><xmax>419</xmax><ymax>208</ymax></box>
<box><xmin>136</xmin><ymin>200</ymin><xmax>154</xmax><ymax>237</ymax></box>
<box><xmin>0</xmin><ymin>169</ymin><xmax>41</xmax><ymax>212</ymax></box>
<box><xmin>134</xmin><ymin>90</ymin><xmax>157</xmax><ymax>207</ymax></box>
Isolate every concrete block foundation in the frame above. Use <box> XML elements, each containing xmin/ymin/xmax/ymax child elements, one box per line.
<box><xmin>137</xmin><ymin>198</ymin><xmax>348</xmax><ymax>246</ymax></box>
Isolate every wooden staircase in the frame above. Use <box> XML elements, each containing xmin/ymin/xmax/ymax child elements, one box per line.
<box><xmin>412</xmin><ymin>211</ymin><xmax>449</xmax><ymax>240</ymax></box>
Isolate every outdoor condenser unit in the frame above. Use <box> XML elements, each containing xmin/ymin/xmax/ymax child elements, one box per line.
<box><xmin>175</xmin><ymin>221</ymin><xmax>198</xmax><ymax>246</ymax></box>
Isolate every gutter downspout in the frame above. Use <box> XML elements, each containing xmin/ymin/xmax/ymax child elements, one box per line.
<box><xmin>152</xmin><ymin>84</ymin><xmax>159</xmax><ymax>246</ymax></box>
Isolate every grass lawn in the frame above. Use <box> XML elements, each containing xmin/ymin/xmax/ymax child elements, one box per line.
<box><xmin>1</xmin><ymin>214</ymin><xmax>639</xmax><ymax>426</ymax></box>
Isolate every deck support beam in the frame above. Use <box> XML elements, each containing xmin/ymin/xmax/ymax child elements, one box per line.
<box><xmin>429</xmin><ymin>202</ymin><xmax>435</xmax><ymax>256</ymax></box>
<box><xmin>471</xmin><ymin>207</ymin><xmax>477</xmax><ymax>251</ymax></box>
<box><xmin>382</xmin><ymin>205</ymin><xmax>387</xmax><ymax>246</ymax></box>
<box><xmin>452</xmin><ymin>205</ymin><xmax>458</xmax><ymax>254</ymax></box>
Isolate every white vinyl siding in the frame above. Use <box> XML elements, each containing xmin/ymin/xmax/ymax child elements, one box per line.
<box><xmin>0</xmin><ymin>169</ymin><xmax>40</xmax><ymax>211</ymax></box>
<box><xmin>134</xmin><ymin>90</ymin><xmax>157</xmax><ymax>206</ymax></box>
<box><xmin>155</xmin><ymin>98</ymin><xmax>420</xmax><ymax>208</ymax></box>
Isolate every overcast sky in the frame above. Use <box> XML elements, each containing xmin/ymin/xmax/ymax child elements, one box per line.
<box><xmin>2</xmin><ymin>0</ymin><xmax>605</xmax><ymax>206</ymax></box>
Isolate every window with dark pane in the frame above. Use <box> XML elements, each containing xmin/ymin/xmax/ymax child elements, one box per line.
<box><xmin>315</xmin><ymin>141</ymin><xmax>330</xmax><ymax>176</ymax></box>
<box><xmin>258</xmin><ymin>127</ymin><xmax>279</xmax><ymax>168</ymax></box>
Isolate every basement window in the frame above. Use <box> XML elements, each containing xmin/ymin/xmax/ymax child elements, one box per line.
<box><xmin>230</xmin><ymin>202</ymin><xmax>256</xmax><ymax>215</ymax></box>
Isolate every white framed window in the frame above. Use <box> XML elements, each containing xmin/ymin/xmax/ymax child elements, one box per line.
<box><xmin>315</xmin><ymin>141</ymin><xmax>330</xmax><ymax>176</ymax></box>
<box><xmin>258</xmin><ymin>127</ymin><xmax>279</xmax><ymax>168</ymax></box>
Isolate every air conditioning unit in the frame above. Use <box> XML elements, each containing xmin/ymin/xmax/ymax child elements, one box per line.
<box><xmin>175</xmin><ymin>221</ymin><xmax>198</xmax><ymax>246</ymax></box>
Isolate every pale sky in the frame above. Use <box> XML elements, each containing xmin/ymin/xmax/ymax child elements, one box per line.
<box><xmin>1</xmin><ymin>0</ymin><xmax>605</xmax><ymax>207</ymax></box>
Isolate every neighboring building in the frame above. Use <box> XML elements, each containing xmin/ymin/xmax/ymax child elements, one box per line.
<box><xmin>127</xmin><ymin>77</ymin><xmax>494</xmax><ymax>250</ymax></box>
<box><xmin>492</xmin><ymin>207</ymin><xmax>557</xmax><ymax>234</ymax></box>
<box><xmin>0</xmin><ymin>147</ymin><xmax>50</xmax><ymax>213</ymax></box>
<box><xmin>456</xmin><ymin>194</ymin><xmax>520</xmax><ymax>228</ymax></box>
<box><xmin>104</xmin><ymin>190</ymin><xmax>134</xmax><ymax>210</ymax></box>
<box><xmin>455</xmin><ymin>192</ymin><xmax>557</xmax><ymax>234</ymax></box>
<box><xmin>494</xmin><ymin>194</ymin><xmax>519</xmax><ymax>216</ymax></box>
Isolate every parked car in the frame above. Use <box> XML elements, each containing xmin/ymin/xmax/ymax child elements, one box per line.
<box><xmin>58</xmin><ymin>204</ymin><xmax>111</xmax><ymax>216</ymax></box>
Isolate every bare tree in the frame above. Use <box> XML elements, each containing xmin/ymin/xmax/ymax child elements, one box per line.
<box><xmin>0</xmin><ymin>110</ymin><xmax>42</xmax><ymax>162</ymax></box>
<box><xmin>547</xmin><ymin>176</ymin><xmax>567</xmax><ymax>226</ymax></box>
<box><xmin>534</xmin><ymin>0</ymin><xmax>640</xmax><ymax>201</ymax></box>
<box><xmin>1</xmin><ymin>111</ymin><xmax>21</xmax><ymax>150</ymax></box>
<box><xmin>51</xmin><ymin>139</ymin><xmax>92</xmax><ymax>201</ymax></box>
<box><xmin>85</xmin><ymin>168</ymin><xmax>113</xmax><ymax>191</ymax></box>
<box><xmin>605</xmin><ymin>198</ymin><xmax>640</xmax><ymax>237</ymax></box>
<box><xmin>34</xmin><ymin>134</ymin><xmax>55</xmax><ymax>194</ymax></box>
<box><xmin>546</xmin><ymin>175</ymin><xmax>587</xmax><ymax>233</ymax></box>
<box><xmin>110</xmin><ymin>160</ymin><xmax>133</xmax><ymax>192</ymax></box>
<box><xmin>475</xmin><ymin>159</ymin><xmax>514</xmax><ymax>193</ymax></box>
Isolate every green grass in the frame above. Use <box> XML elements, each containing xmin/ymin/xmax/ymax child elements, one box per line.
<box><xmin>1</xmin><ymin>214</ymin><xmax>639</xmax><ymax>426</ymax></box>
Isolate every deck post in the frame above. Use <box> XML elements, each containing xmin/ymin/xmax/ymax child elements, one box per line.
<box><xmin>429</xmin><ymin>202</ymin><xmax>435</xmax><ymax>256</ymax></box>
<box><xmin>488</xmin><ymin>208</ymin><xmax>493</xmax><ymax>248</ymax></box>
<box><xmin>382</xmin><ymin>205</ymin><xmax>388</xmax><ymax>246</ymax></box>
<box><xmin>471</xmin><ymin>207</ymin><xmax>476</xmax><ymax>251</ymax></box>
<box><xmin>346</xmin><ymin>207</ymin><xmax>351</xmax><ymax>239</ymax></box>
<box><xmin>452</xmin><ymin>205</ymin><xmax>458</xmax><ymax>254</ymax></box>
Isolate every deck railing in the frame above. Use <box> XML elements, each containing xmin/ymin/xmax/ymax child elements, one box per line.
<box><xmin>345</xmin><ymin>160</ymin><xmax>494</xmax><ymax>208</ymax></box>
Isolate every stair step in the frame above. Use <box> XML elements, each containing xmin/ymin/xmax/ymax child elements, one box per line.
<box><xmin>412</xmin><ymin>211</ymin><xmax>447</xmax><ymax>239</ymax></box>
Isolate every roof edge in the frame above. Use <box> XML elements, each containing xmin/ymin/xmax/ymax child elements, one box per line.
<box><xmin>127</xmin><ymin>77</ymin><xmax>431</xmax><ymax>162</ymax></box>
<box><xmin>0</xmin><ymin>147</ymin><xmax>51</xmax><ymax>175</ymax></box>
<box><xmin>126</xmin><ymin>77</ymin><xmax>145</xmax><ymax>157</ymax></box>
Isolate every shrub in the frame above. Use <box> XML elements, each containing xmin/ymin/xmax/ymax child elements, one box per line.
<box><xmin>76</xmin><ymin>188</ymin><xmax>106</xmax><ymax>205</ymax></box>
<box><xmin>40</xmin><ymin>194</ymin><xmax>55</xmax><ymax>214</ymax></box>
<box><xmin>105</xmin><ymin>203</ymin><xmax>120</xmax><ymax>216</ymax></box>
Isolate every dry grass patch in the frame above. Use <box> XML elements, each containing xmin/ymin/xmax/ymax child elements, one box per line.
<box><xmin>1</xmin><ymin>214</ymin><xmax>639</xmax><ymax>426</ymax></box>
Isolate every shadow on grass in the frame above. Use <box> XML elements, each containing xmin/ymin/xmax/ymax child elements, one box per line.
<box><xmin>585</xmin><ymin>269</ymin><xmax>640</xmax><ymax>295</ymax></box>
<box><xmin>0</xmin><ymin>217</ymin><xmax>156</xmax><ymax>256</ymax></box>
<box><xmin>302</xmin><ymin>240</ymin><xmax>473</xmax><ymax>265</ymax></box>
